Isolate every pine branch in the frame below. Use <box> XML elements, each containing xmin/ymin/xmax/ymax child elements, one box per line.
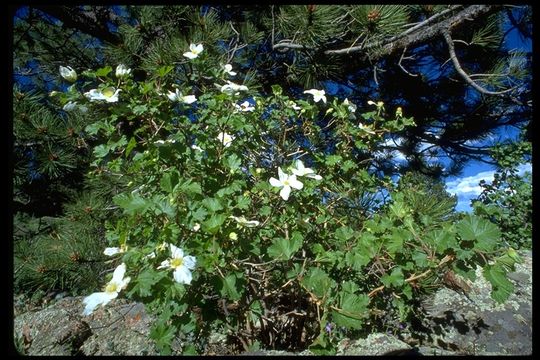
<box><xmin>272</xmin><ymin>5</ymin><xmax>500</xmax><ymax>62</ymax></box>
<box><xmin>442</xmin><ymin>29</ymin><xmax>514</xmax><ymax>96</ymax></box>
<box><xmin>31</xmin><ymin>5</ymin><xmax>122</xmax><ymax>45</ymax></box>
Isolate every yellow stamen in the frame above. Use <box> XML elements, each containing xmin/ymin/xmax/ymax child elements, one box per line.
<box><xmin>171</xmin><ymin>257</ymin><xmax>184</xmax><ymax>268</ymax></box>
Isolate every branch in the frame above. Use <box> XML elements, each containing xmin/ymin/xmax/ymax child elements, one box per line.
<box><xmin>442</xmin><ymin>30</ymin><xmax>515</xmax><ymax>96</ymax></box>
<box><xmin>327</xmin><ymin>5</ymin><xmax>463</xmax><ymax>56</ymax></box>
<box><xmin>31</xmin><ymin>5</ymin><xmax>122</xmax><ymax>45</ymax></box>
<box><xmin>398</xmin><ymin>47</ymin><xmax>418</xmax><ymax>77</ymax></box>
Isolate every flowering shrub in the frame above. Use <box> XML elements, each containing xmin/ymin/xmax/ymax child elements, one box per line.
<box><xmin>53</xmin><ymin>44</ymin><xmax>520</xmax><ymax>355</ymax></box>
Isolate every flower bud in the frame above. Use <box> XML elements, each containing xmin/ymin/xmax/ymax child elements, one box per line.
<box><xmin>116</xmin><ymin>64</ymin><xmax>132</xmax><ymax>78</ymax></box>
<box><xmin>59</xmin><ymin>66</ymin><xmax>77</xmax><ymax>82</ymax></box>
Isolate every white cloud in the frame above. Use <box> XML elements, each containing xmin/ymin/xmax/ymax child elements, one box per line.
<box><xmin>446</xmin><ymin>169</ymin><xmax>496</xmax><ymax>197</ymax></box>
<box><xmin>446</xmin><ymin>162</ymin><xmax>532</xmax><ymax>212</ymax></box>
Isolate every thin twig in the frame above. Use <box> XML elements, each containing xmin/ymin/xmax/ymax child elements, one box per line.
<box><xmin>442</xmin><ymin>29</ymin><xmax>515</xmax><ymax>96</ymax></box>
<box><xmin>398</xmin><ymin>47</ymin><xmax>419</xmax><ymax>77</ymax></box>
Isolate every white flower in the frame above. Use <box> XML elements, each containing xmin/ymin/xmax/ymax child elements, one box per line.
<box><xmin>144</xmin><ymin>251</ymin><xmax>156</xmax><ymax>259</ymax></box>
<box><xmin>291</xmin><ymin>160</ymin><xmax>322</xmax><ymax>180</ymax></box>
<box><xmin>59</xmin><ymin>66</ymin><xmax>77</xmax><ymax>82</ymax></box>
<box><xmin>269</xmin><ymin>167</ymin><xmax>304</xmax><ymax>201</ymax></box>
<box><xmin>367</xmin><ymin>100</ymin><xmax>384</xmax><ymax>107</ymax></box>
<box><xmin>367</xmin><ymin>100</ymin><xmax>385</xmax><ymax>114</ymax></box>
<box><xmin>191</xmin><ymin>144</ymin><xmax>203</xmax><ymax>152</ymax></box>
<box><xmin>193</xmin><ymin>223</ymin><xmax>201</xmax><ymax>231</ymax></box>
<box><xmin>183</xmin><ymin>43</ymin><xmax>204</xmax><ymax>59</ymax></box>
<box><xmin>230</xmin><ymin>215</ymin><xmax>260</xmax><ymax>227</ymax></box>
<box><xmin>182</xmin><ymin>95</ymin><xmax>197</xmax><ymax>104</ymax></box>
<box><xmin>223</xmin><ymin>64</ymin><xmax>237</xmax><ymax>76</ymax></box>
<box><xmin>166</xmin><ymin>89</ymin><xmax>196</xmax><ymax>104</ymax></box>
<box><xmin>154</xmin><ymin>139</ymin><xmax>176</xmax><ymax>146</ymax></box>
<box><xmin>220</xmin><ymin>81</ymin><xmax>249</xmax><ymax>95</ymax></box>
<box><xmin>358</xmin><ymin>122</ymin><xmax>376</xmax><ymax>134</ymax></box>
<box><xmin>343</xmin><ymin>98</ymin><xmax>357</xmax><ymax>113</ymax></box>
<box><xmin>115</xmin><ymin>64</ymin><xmax>131</xmax><ymax>78</ymax></box>
<box><xmin>166</xmin><ymin>89</ymin><xmax>181</xmax><ymax>101</ymax></box>
<box><xmin>288</xmin><ymin>101</ymin><xmax>301</xmax><ymax>111</ymax></box>
<box><xmin>84</xmin><ymin>87</ymin><xmax>121</xmax><ymax>103</ymax></box>
<box><xmin>217</xmin><ymin>132</ymin><xmax>235</xmax><ymax>147</ymax></box>
<box><xmin>103</xmin><ymin>244</ymin><xmax>127</xmax><ymax>256</ymax></box>
<box><xmin>63</xmin><ymin>101</ymin><xmax>77</xmax><ymax>112</ymax></box>
<box><xmin>234</xmin><ymin>101</ymin><xmax>255</xmax><ymax>112</ymax></box>
<box><xmin>304</xmin><ymin>89</ymin><xmax>326</xmax><ymax>103</ymax></box>
<box><xmin>82</xmin><ymin>263</ymin><xmax>131</xmax><ymax>315</ymax></box>
<box><xmin>157</xmin><ymin>244</ymin><xmax>196</xmax><ymax>284</ymax></box>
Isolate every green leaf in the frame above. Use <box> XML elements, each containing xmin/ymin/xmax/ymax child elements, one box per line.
<box><xmin>130</xmin><ymin>268</ymin><xmax>167</xmax><ymax>297</ymax></box>
<box><xmin>190</xmin><ymin>206</ymin><xmax>208</xmax><ymax>222</ymax></box>
<box><xmin>381</xmin><ymin>267</ymin><xmax>404</xmax><ymax>288</ymax></box>
<box><xmin>132</xmin><ymin>104</ymin><xmax>148</xmax><ymax>115</ymax></box>
<box><xmin>325</xmin><ymin>155</ymin><xmax>342</xmax><ymax>166</ymax></box>
<box><xmin>427</xmin><ymin>228</ymin><xmax>458</xmax><ymax>254</ymax></box>
<box><xmin>344</xmin><ymin>250</ymin><xmax>370</xmax><ymax>271</ymax></box>
<box><xmin>153</xmin><ymin>197</ymin><xmax>176</xmax><ymax>218</ymax></box>
<box><xmin>483</xmin><ymin>264</ymin><xmax>514</xmax><ymax>303</ymax></box>
<box><xmin>332</xmin><ymin>292</ymin><xmax>370</xmax><ymax>329</ymax></box>
<box><xmin>93</xmin><ymin>144</ymin><xmax>109</xmax><ymax>158</ymax></box>
<box><xmin>341</xmin><ymin>280</ymin><xmax>360</xmax><ymax>294</ymax></box>
<box><xmin>385</xmin><ymin>228</ymin><xmax>409</xmax><ymax>256</ymax></box>
<box><xmin>224</xmin><ymin>154</ymin><xmax>242</xmax><ymax>172</ymax></box>
<box><xmin>335</xmin><ymin>226</ymin><xmax>354</xmax><ymax>242</ymax></box>
<box><xmin>412</xmin><ymin>251</ymin><xmax>429</xmax><ymax>267</ymax></box>
<box><xmin>182</xmin><ymin>344</ymin><xmax>198</xmax><ymax>355</ymax></box>
<box><xmin>301</xmin><ymin>267</ymin><xmax>332</xmax><ymax>299</ymax></box>
<box><xmin>218</xmin><ymin>273</ymin><xmax>243</xmax><ymax>301</ymax></box>
<box><xmin>202</xmin><ymin>198</ymin><xmax>223</xmax><ymax>212</ymax></box>
<box><xmin>177</xmin><ymin>179</ymin><xmax>202</xmax><ymax>195</ymax></box>
<box><xmin>160</xmin><ymin>170</ymin><xmax>180</xmax><ymax>193</ymax></box>
<box><xmin>456</xmin><ymin>214</ymin><xmax>500</xmax><ymax>252</ymax></box>
<box><xmin>113</xmin><ymin>193</ymin><xmax>151</xmax><ymax>215</ymax></box>
<box><xmin>267</xmin><ymin>232</ymin><xmax>303</xmax><ymax>260</ymax></box>
<box><xmin>95</xmin><ymin>66</ymin><xmax>112</xmax><ymax>77</ymax></box>
<box><xmin>125</xmin><ymin>137</ymin><xmax>137</xmax><ymax>158</ymax></box>
<box><xmin>202</xmin><ymin>214</ymin><xmax>226</xmax><ymax>234</ymax></box>
<box><xmin>150</xmin><ymin>322</ymin><xmax>176</xmax><ymax>355</ymax></box>
<box><xmin>157</xmin><ymin>65</ymin><xmax>174</xmax><ymax>77</ymax></box>
<box><xmin>271</xmin><ymin>84</ymin><xmax>282</xmax><ymax>95</ymax></box>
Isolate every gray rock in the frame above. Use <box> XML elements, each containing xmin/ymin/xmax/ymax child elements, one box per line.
<box><xmin>336</xmin><ymin>333</ymin><xmax>412</xmax><ymax>355</ymax></box>
<box><xmin>418</xmin><ymin>250</ymin><xmax>532</xmax><ymax>355</ymax></box>
<box><xmin>14</xmin><ymin>296</ymin><xmax>163</xmax><ymax>355</ymax></box>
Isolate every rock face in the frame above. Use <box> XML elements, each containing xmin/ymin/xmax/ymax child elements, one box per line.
<box><xmin>13</xmin><ymin>251</ymin><xmax>532</xmax><ymax>356</ymax></box>
<box><xmin>14</xmin><ymin>297</ymin><xmax>161</xmax><ymax>355</ymax></box>
<box><xmin>415</xmin><ymin>249</ymin><xmax>532</xmax><ymax>355</ymax></box>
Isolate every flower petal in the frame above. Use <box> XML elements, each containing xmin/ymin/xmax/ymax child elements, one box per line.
<box><xmin>169</xmin><ymin>243</ymin><xmax>184</xmax><ymax>259</ymax></box>
<box><xmin>269</xmin><ymin>177</ymin><xmax>282</xmax><ymax>188</ymax></box>
<box><xmin>183</xmin><ymin>255</ymin><xmax>197</xmax><ymax>269</ymax></box>
<box><xmin>157</xmin><ymin>259</ymin><xmax>170</xmax><ymax>269</ymax></box>
<box><xmin>280</xmin><ymin>185</ymin><xmax>291</xmax><ymax>200</ymax></box>
<box><xmin>307</xmin><ymin>173</ymin><xmax>322</xmax><ymax>180</ymax></box>
<box><xmin>111</xmin><ymin>263</ymin><xmax>126</xmax><ymax>283</ymax></box>
<box><xmin>82</xmin><ymin>292</ymin><xmax>116</xmax><ymax>316</ymax></box>
<box><xmin>288</xmin><ymin>175</ymin><xmax>304</xmax><ymax>190</ymax></box>
<box><xmin>277</xmin><ymin>167</ymin><xmax>288</xmax><ymax>182</ymax></box>
<box><xmin>103</xmin><ymin>247</ymin><xmax>121</xmax><ymax>256</ymax></box>
<box><xmin>173</xmin><ymin>267</ymin><xmax>193</xmax><ymax>284</ymax></box>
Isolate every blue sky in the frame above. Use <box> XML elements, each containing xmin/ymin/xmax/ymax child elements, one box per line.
<box><xmin>443</xmin><ymin>22</ymin><xmax>531</xmax><ymax>212</ymax></box>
